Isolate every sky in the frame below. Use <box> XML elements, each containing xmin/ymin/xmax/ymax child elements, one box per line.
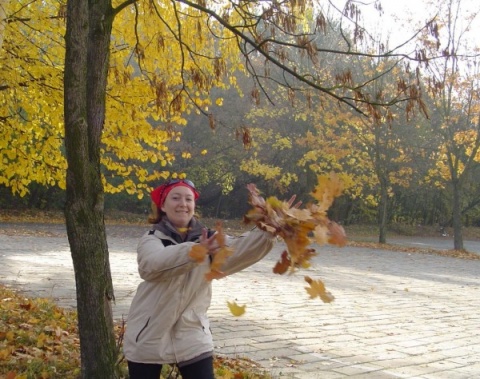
<box><xmin>329</xmin><ymin>0</ymin><xmax>480</xmax><ymax>51</ymax></box>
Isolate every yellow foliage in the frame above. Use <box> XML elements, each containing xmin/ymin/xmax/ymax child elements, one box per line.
<box><xmin>272</xmin><ymin>137</ymin><xmax>292</xmax><ymax>150</ymax></box>
<box><xmin>0</xmin><ymin>0</ymin><xmax>247</xmax><ymax>196</ymax></box>
<box><xmin>240</xmin><ymin>158</ymin><xmax>281</xmax><ymax>180</ymax></box>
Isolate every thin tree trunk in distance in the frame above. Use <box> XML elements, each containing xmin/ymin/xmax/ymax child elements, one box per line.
<box><xmin>452</xmin><ymin>181</ymin><xmax>464</xmax><ymax>250</ymax></box>
<box><xmin>378</xmin><ymin>180</ymin><xmax>388</xmax><ymax>244</ymax></box>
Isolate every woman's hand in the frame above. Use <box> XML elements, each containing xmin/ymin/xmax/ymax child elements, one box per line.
<box><xmin>199</xmin><ymin>229</ymin><xmax>220</xmax><ymax>255</ymax></box>
<box><xmin>287</xmin><ymin>194</ymin><xmax>302</xmax><ymax>209</ymax></box>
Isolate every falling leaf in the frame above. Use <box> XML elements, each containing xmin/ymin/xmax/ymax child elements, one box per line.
<box><xmin>227</xmin><ymin>301</ymin><xmax>246</xmax><ymax>317</ymax></box>
<box><xmin>244</xmin><ymin>173</ymin><xmax>347</xmax><ymax>276</ymax></box>
<box><xmin>310</xmin><ymin>172</ymin><xmax>344</xmax><ymax>211</ymax></box>
<box><xmin>273</xmin><ymin>250</ymin><xmax>291</xmax><ymax>274</ymax></box>
<box><xmin>327</xmin><ymin>221</ymin><xmax>347</xmax><ymax>247</ymax></box>
<box><xmin>304</xmin><ymin>276</ymin><xmax>335</xmax><ymax>303</ymax></box>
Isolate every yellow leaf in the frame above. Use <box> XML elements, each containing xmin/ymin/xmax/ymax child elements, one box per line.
<box><xmin>304</xmin><ymin>276</ymin><xmax>335</xmax><ymax>303</ymax></box>
<box><xmin>0</xmin><ymin>349</ymin><xmax>11</xmax><ymax>360</ymax></box>
<box><xmin>37</xmin><ymin>332</ymin><xmax>47</xmax><ymax>348</ymax></box>
<box><xmin>215</xmin><ymin>97</ymin><xmax>224</xmax><ymax>106</ymax></box>
<box><xmin>227</xmin><ymin>301</ymin><xmax>246</xmax><ymax>317</ymax></box>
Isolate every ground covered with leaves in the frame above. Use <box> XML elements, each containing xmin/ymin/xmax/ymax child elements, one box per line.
<box><xmin>0</xmin><ymin>286</ymin><xmax>270</xmax><ymax>379</ymax></box>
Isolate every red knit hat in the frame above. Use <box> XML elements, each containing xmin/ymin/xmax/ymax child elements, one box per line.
<box><xmin>151</xmin><ymin>179</ymin><xmax>199</xmax><ymax>208</ymax></box>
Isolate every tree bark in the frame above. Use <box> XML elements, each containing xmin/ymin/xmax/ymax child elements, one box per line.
<box><xmin>64</xmin><ymin>0</ymin><xmax>117</xmax><ymax>377</ymax></box>
<box><xmin>0</xmin><ymin>0</ymin><xmax>6</xmax><ymax>51</ymax></box>
<box><xmin>374</xmin><ymin>123</ymin><xmax>388</xmax><ymax>244</ymax></box>
<box><xmin>378</xmin><ymin>178</ymin><xmax>388</xmax><ymax>244</ymax></box>
<box><xmin>452</xmin><ymin>181</ymin><xmax>464</xmax><ymax>250</ymax></box>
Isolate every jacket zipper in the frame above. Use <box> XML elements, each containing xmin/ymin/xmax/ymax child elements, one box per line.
<box><xmin>135</xmin><ymin>317</ymin><xmax>150</xmax><ymax>342</ymax></box>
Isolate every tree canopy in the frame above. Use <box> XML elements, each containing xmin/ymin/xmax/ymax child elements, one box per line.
<box><xmin>1</xmin><ymin>0</ymin><xmax>429</xmax><ymax>198</ymax></box>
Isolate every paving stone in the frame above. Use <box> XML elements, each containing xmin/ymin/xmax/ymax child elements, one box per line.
<box><xmin>1</xmin><ymin>224</ymin><xmax>479</xmax><ymax>378</ymax></box>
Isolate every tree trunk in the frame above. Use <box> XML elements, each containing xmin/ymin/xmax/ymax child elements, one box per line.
<box><xmin>452</xmin><ymin>181</ymin><xmax>464</xmax><ymax>250</ymax></box>
<box><xmin>378</xmin><ymin>179</ymin><xmax>388</xmax><ymax>244</ymax></box>
<box><xmin>0</xmin><ymin>0</ymin><xmax>6</xmax><ymax>51</ymax></box>
<box><xmin>64</xmin><ymin>1</ymin><xmax>117</xmax><ymax>377</ymax></box>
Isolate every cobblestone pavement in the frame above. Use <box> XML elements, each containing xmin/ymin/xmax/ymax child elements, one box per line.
<box><xmin>0</xmin><ymin>223</ymin><xmax>479</xmax><ymax>378</ymax></box>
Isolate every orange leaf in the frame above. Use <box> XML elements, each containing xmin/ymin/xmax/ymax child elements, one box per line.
<box><xmin>19</xmin><ymin>302</ymin><xmax>32</xmax><ymax>311</ymax></box>
<box><xmin>304</xmin><ymin>276</ymin><xmax>335</xmax><ymax>303</ymax></box>
<box><xmin>273</xmin><ymin>250</ymin><xmax>291</xmax><ymax>274</ymax></box>
<box><xmin>328</xmin><ymin>221</ymin><xmax>347</xmax><ymax>247</ymax></box>
<box><xmin>205</xmin><ymin>269</ymin><xmax>226</xmax><ymax>281</ymax></box>
<box><xmin>210</xmin><ymin>246</ymin><xmax>233</xmax><ymax>272</ymax></box>
<box><xmin>297</xmin><ymin>248</ymin><xmax>316</xmax><ymax>269</ymax></box>
<box><xmin>189</xmin><ymin>244</ymin><xmax>208</xmax><ymax>263</ymax></box>
<box><xmin>214</xmin><ymin>221</ymin><xmax>226</xmax><ymax>246</ymax></box>
<box><xmin>204</xmin><ymin>221</ymin><xmax>234</xmax><ymax>281</ymax></box>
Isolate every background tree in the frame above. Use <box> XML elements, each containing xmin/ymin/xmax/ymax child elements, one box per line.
<box><xmin>419</xmin><ymin>0</ymin><xmax>480</xmax><ymax>249</ymax></box>
<box><xmin>2</xmin><ymin>0</ymin><xmax>431</xmax><ymax>377</ymax></box>
<box><xmin>0</xmin><ymin>1</ymin><xmax>66</xmax><ymax>196</ymax></box>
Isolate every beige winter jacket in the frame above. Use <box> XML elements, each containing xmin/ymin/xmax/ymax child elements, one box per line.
<box><xmin>123</xmin><ymin>220</ymin><xmax>275</xmax><ymax>365</ymax></box>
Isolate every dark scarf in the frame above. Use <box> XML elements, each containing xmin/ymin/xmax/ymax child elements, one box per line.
<box><xmin>152</xmin><ymin>217</ymin><xmax>208</xmax><ymax>244</ymax></box>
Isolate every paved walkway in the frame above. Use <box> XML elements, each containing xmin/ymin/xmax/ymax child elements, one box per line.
<box><xmin>0</xmin><ymin>223</ymin><xmax>479</xmax><ymax>378</ymax></box>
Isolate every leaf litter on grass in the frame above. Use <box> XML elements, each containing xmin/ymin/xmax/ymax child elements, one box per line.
<box><xmin>0</xmin><ymin>286</ymin><xmax>270</xmax><ymax>379</ymax></box>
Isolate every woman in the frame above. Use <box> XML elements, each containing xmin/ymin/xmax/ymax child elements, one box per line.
<box><xmin>123</xmin><ymin>179</ymin><xmax>276</xmax><ymax>379</ymax></box>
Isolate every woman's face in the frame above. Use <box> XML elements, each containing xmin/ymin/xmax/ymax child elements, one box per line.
<box><xmin>161</xmin><ymin>185</ymin><xmax>196</xmax><ymax>230</ymax></box>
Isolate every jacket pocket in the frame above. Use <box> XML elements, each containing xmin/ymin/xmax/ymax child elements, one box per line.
<box><xmin>196</xmin><ymin>312</ymin><xmax>211</xmax><ymax>336</ymax></box>
<box><xmin>135</xmin><ymin>316</ymin><xmax>151</xmax><ymax>343</ymax></box>
<box><xmin>175</xmin><ymin>309</ymin><xmax>211</xmax><ymax>338</ymax></box>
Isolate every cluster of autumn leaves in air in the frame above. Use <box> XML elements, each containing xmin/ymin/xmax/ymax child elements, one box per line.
<box><xmin>189</xmin><ymin>174</ymin><xmax>347</xmax><ymax>316</ymax></box>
